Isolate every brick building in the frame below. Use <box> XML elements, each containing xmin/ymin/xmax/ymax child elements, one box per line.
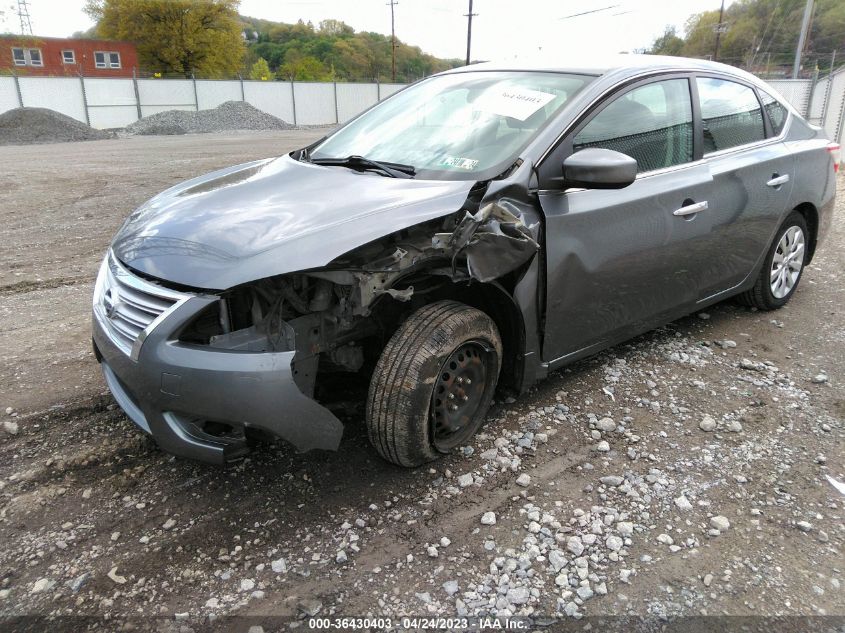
<box><xmin>0</xmin><ymin>35</ymin><xmax>138</xmax><ymax>77</ymax></box>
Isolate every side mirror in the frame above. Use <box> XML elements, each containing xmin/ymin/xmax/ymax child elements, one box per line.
<box><xmin>562</xmin><ymin>148</ymin><xmax>637</xmax><ymax>190</ymax></box>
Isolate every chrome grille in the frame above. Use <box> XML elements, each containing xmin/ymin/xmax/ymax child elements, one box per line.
<box><xmin>94</xmin><ymin>251</ymin><xmax>189</xmax><ymax>359</ymax></box>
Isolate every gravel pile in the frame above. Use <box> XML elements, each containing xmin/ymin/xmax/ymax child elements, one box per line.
<box><xmin>126</xmin><ymin>101</ymin><xmax>294</xmax><ymax>136</ymax></box>
<box><xmin>0</xmin><ymin>107</ymin><xmax>110</xmax><ymax>145</ymax></box>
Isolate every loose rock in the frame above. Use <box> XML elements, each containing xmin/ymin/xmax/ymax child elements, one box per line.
<box><xmin>710</xmin><ymin>516</ymin><xmax>731</xmax><ymax>531</ymax></box>
<box><xmin>699</xmin><ymin>416</ymin><xmax>717</xmax><ymax>432</ymax></box>
<box><xmin>674</xmin><ymin>495</ymin><xmax>693</xmax><ymax>511</ymax></box>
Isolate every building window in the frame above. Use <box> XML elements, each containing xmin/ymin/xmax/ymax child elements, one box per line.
<box><xmin>11</xmin><ymin>47</ymin><xmax>43</xmax><ymax>66</ymax></box>
<box><xmin>62</xmin><ymin>50</ymin><xmax>75</xmax><ymax>64</ymax></box>
<box><xmin>95</xmin><ymin>51</ymin><xmax>121</xmax><ymax>69</ymax></box>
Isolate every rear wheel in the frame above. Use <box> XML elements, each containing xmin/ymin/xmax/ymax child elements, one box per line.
<box><xmin>737</xmin><ymin>211</ymin><xmax>808</xmax><ymax>311</ymax></box>
<box><xmin>366</xmin><ymin>301</ymin><xmax>502</xmax><ymax>467</ymax></box>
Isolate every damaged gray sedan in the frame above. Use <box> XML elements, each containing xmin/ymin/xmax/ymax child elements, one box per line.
<box><xmin>93</xmin><ymin>56</ymin><xmax>838</xmax><ymax>466</ymax></box>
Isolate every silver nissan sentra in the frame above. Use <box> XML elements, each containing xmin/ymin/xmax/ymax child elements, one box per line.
<box><xmin>92</xmin><ymin>55</ymin><xmax>838</xmax><ymax>467</ymax></box>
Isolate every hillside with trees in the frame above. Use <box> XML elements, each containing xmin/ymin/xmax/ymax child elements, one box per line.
<box><xmin>649</xmin><ymin>0</ymin><xmax>845</xmax><ymax>76</ymax></box>
<box><xmin>82</xmin><ymin>0</ymin><xmax>462</xmax><ymax>81</ymax></box>
<box><xmin>240</xmin><ymin>16</ymin><xmax>464</xmax><ymax>82</ymax></box>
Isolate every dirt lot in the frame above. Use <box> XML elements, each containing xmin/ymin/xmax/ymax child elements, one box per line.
<box><xmin>0</xmin><ymin>132</ymin><xmax>842</xmax><ymax>632</ymax></box>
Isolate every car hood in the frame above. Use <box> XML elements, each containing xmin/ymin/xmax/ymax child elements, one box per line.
<box><xmin>112</xmin><ymin>154</ymin><xmax>475</xmax><ymax>290</ymax></box>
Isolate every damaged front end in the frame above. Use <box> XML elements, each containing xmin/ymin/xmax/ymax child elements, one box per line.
<box><xmin>434</xmin><ymin>200</ymin><xmax>540</xmax><ymax>283</ymax></box>
<box><xmin>181</xmin><ymin>196</ymin><xmax>539</xmax><ymax>387</ymax></box>
<box><xmin>94</xmin><ymin>161</ymin><xmax>543</xmax><ymax>464</ymax></box>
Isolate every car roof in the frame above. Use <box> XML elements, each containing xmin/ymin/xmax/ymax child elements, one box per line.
<box><xmin>445</xmin><ymin>53</ymin><xmax>760</xmax><ymax>83</ymax></box>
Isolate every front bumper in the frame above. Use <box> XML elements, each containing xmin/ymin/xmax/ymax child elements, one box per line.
<box><xmin>92</xmin><ymin>294</ymin><xmax>344</xmax><ymax>465</ymax></box>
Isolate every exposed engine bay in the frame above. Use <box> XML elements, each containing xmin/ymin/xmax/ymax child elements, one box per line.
<box><xmin>177</xmin><ymin>199</ymin><xmax>540</xmax><ymax>400</ymax></box>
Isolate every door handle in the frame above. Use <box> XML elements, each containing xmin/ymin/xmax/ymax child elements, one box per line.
<box><xmin>766</xmin><ymin>174</ymin><xmax>790</xmax><ymax>187</ymax></box>
<box><xmin>673</xmin><ymin>200</ymin><xmax>709</xmax><ymax>216</ymax></box>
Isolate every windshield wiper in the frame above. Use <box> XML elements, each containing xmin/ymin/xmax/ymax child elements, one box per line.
<box><xmin>310</xmin><ymin>155</ymin><xmax>415</xmax><ymax>178</ymax></box>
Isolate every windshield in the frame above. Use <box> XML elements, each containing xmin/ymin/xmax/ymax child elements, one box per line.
<box><xmin>310</xmin><ymin>71</ymin><xmax>593</xmax><ymax>180</ymax></box>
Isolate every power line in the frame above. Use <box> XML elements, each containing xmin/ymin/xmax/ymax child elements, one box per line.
<box><xmin>464</xmin><ymin>0</ymin><xmax>477</xmax><ymax>66</ymax></box>
<box><xmin>558</xmin><ymin>5</ymin><xmax>619</xmax><ymax>20</ymax></box>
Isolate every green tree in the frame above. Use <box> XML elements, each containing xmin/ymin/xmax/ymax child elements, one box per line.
<box><xmin>680</xmin><ymin>10</ymin><xmax>722</xmax><ymax>59</ymax></box>
<box><xmin>249</xmin><ymin>57</ymin><xmax>273</xmax><ymax>80</ymax></box>
<box><xmin>318</xmin><ymin>19</ymin><xmax>354</xmax><ymax>37</ymax></box>
<box><xmin>238</xmin><ymin>15</ymin><xmax>462</xmax><ymax>82</ymax></box>
<box><xmin>647</xmin><ymin>0</ymin><xmax>845</xmax><ymax>74</ymax></box>
<box><xmin>278</xmin><ymin>50</ymin><xmax>332</xmax><ymax>81</ymax></box>
<box><xmin>84</xmin><ymin>0</ymin><xmax>245</xmax><ymax>78</ymax></box>
<box><xmin>649</xmin><ymin>26</ymin><xmax>685</xmax><ymax>56</ymax></box>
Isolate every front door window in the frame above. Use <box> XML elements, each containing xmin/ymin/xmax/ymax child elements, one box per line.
<box><xmin>574</xmin><ymin>78</ymin><xmax>693</xmax><ymax>173</ymax></box>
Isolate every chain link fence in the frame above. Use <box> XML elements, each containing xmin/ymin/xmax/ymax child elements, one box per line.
<box><xmin>767</xmin><ymin>70</ymin><xmax>845</xmax><ymax>146</ymax></box>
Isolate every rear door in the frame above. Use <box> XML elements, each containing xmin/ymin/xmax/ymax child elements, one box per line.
<box><xmin>537</xmin><ymin>75</ymin><xmax>716</xmax><ymax>362</ymax></box>
<box><xmin>693</xmin><ymin>76</ymin><xmax>795</xmax><ymax>300</ymax></box>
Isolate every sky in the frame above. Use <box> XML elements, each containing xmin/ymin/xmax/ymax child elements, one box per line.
<box><xmin>0</xmin><ymin>0</ymin><xmax>733</xmax><ymax>61</ymax></box>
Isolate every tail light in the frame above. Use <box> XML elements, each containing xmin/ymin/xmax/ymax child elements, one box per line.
<box><xmin>828</xmin><ymin>143</ymin><xmax>841</xmax><ymax>173</ymax></box>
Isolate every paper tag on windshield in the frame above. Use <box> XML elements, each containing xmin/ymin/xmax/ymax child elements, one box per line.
<box><xmin>475</xmin><ymin>88</ymin><xmax>556</xmax><ymax>121</ymax></box>
<box><xmin>440</xmin><ymin>155</ymin><xmax>479</xmax><ymax>170</ymax></box>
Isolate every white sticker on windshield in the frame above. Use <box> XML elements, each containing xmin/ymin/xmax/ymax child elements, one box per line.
<box><xmin>475</xmin><ymin>88</ymin><xmax>556</xmax><ymax>121</ymax></box>
<box><xmin>440</xmin><ymin>155</ymin><xmax>479</xmax><ymax>170</ymax></box>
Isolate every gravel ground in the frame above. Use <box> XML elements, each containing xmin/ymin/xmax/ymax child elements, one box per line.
<box><xmin>125</xmin><ymin>101</ymin><xmax>295</xmax><ymax>136</ymax></box>
<box><xmin>0</xmin><ymin>108</ymin><xmax>111</xmax><ymax>146</ymax></box>
<box><xmin>0</xmin><ymin>132</ymin><xmax>842</xmax><ymax>632</ymax></box>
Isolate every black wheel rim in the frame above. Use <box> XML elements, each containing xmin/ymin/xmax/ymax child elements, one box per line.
<box><xmin>431</xmin><ymin>340</ymin><xmax>491</xmax><ymax>451</ymax></box>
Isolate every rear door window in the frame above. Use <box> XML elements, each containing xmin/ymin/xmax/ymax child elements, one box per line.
<box><xmin>697</xmin><ymin>77</ymin><xmax>765</xmax><ymax>152</ymax></box>
<box><xmin>574</xmin><ymin>78</ymin><xmax>693</xmax><ymax>173</ymax></box>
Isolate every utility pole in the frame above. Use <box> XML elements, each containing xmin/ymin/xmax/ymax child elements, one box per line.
<box><xmin>792</xmin><ymin>0</ymin><xmax>814</xmax><ymax>79</ymax></box>
<box><xmin>464</xmin><ymin>0</ymin><xmax>478</xmax><ymax>66</ymax></box>
<box><xmin>387</xmin><ymin>0</ymin><xmax>398</xmax><ymax>82</ymax></box>
<box><xmin>713</xmin><ymin>0</ymin><xmax>726</xmax><ymax>62</ymax></box>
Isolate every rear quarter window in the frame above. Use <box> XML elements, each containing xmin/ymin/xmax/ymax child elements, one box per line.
<box><xmin>759</xmin><ymin>90</ymin><xmax>789</xmax><ymax>136</ymax></box>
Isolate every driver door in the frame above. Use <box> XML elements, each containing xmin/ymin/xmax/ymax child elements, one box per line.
<box><xmin>538</xmin><ymin>75</ymin><xmax>715</xmax><ymax>362</ymax></box>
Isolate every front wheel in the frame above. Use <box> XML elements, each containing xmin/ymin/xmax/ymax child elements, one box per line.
<box><xmin>366</xmin><ymin>300</ymin><xmax>502</xmax><ymax>467</ymax></box>
<box><xmin>738</xmin><ymin>211</ymin><xmax>809</xmax><ymax>310</ymax></box>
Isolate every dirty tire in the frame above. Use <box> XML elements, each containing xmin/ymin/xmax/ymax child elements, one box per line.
<box><xmin>737</xmin><ymin>211</ymin><xmax>809</xmax><ymax>311</ymax></box>
<box><xmin>366</xmin><ymin>301</ymin><xmax>502</xmax><ymax>467</ymax></box>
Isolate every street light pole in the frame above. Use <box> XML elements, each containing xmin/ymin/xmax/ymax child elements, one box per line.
<box><xmin>792</xmin><ymin>0</ymin><xmax>814</xmax><ymax>79</ymax></box>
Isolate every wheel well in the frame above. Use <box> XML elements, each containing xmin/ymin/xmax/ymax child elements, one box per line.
<box><xmin>369</xmin><ymin>278</ymin><xmax>526</xmax><ymax>394</ymax></box>
<box><xmin>793</xmin><ymin>202</ymin><xmax>819</xmax><ymax>263</ymax></box>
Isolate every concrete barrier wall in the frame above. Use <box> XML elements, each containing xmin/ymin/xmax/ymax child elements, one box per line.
<box><xmin>17</xmin><ymin>76</ymin><xmax>87</xmax><ymax>123</ymax></box>
<box><xmin>0</xmin><ymin>75</ymin><xmax>408</xmax><ymax>129</ymax></box>
<box><xmin>0</xmin><ymin>76</ymin><xmax>20</xmax><ymax>113</ymax></box>
<box><xmin>1</xmin><ymin>72</ymin><xmax>843</xmax><ymax>147</ymax></box>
